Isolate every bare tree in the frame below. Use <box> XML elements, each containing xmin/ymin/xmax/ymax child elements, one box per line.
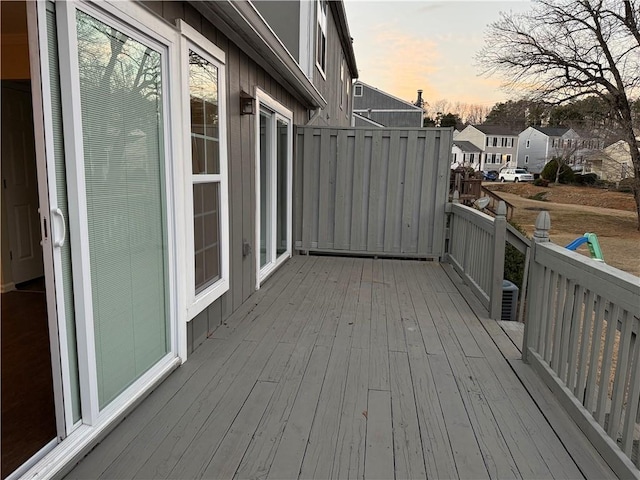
<box><xmin>478</xmin><ymin>0</ymin><xmax>640</xmax><ymax>229</ymax></box>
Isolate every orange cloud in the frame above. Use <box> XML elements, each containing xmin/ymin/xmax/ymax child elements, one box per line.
<box><xmin>354</xmin><ymin>27</ymin><xmax>441</xmax><ymax>103</ymax></box>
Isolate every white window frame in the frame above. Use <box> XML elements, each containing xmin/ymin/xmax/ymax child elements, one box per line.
<box><xmin>525</xmin><ymin>155</ymin><xmax>529</xmax><ymax>164</ymax></box>
<box><xmin>178</xmin><ymin>20</ymin><xmax>230</xmax><ymax>321</ymax></box>
<box><xmin>255</xmin><ymin>89</ymin><xmax>293</xmax><ymax>289</ymax></box>
<box><xmin>315</xmin><ymin>0</ymin><xmax>327</xmax><ymax>77</ymax></box>
<box><xmin>340</xmin><ymin>55</ymin><xmax>345</xmax><ymax>110</ymax></box>
<box><xmin>526</xmin><ymin>139</ymin><xmax>530</xmax><ymax>148</ymax></box>
<box><xmin>354</xmin><ymin>83</ymin><xmax>363</xmax><ymax>97</ymax></box>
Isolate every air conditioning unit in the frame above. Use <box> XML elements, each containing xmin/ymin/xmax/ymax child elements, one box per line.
<box><xmin>502</xmin><ymin>280</ymin><xmax>519</xmax><ymax>322</ymax></box>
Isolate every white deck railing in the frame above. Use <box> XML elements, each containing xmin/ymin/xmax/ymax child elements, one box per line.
<box><xmin>446</xmin><ymin>192</ymin><xmax>530</xmax><ymax>321</ymax></box>
<box><xmin>523</xmin><ymin>211</ymin><xmax>640</xmax><ymax>479</ymax></box>
<box><xmin>446</xmin><ymin>199</ymin><xmax>640</xmax><ymax>478</ymax></box>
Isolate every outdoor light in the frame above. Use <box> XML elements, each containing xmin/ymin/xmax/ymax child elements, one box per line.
<box><xmin>240</xmin><ymin>91</ymin><xmax>255</xmax><ymax>115</ymax></box>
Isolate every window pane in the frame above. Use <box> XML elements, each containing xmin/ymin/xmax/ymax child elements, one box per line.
<box><xmin>189</xmin><ymin>50</ymin><xmax>219</xmax><ymax>174</ymax></box>
<box><xmin>76</xmin><ymin>9</ymin><xmax>169</xmax><ymax>408</ymax></box>
<box><xmin>205</xmin><ymin>139</ymin><xmax>219</xmax><ymax>173</ymax></box>
<box><xmin>192</xmin><ymin>136</ymin><xmax>205</xmax><ymax>174</ymax></box>
<box><xmin>259</xmin><ymin>111</ymin><xmax>271</xmax><ymax>268</ymax></box>
<box><xmin>194</xmin><ymin>183</ymin><xmax>220</xmax><ymax>293</ymax></box>
<box><xmin>276</xmin><ymin>119</ymin><xmax>288</xmax><ymax>256</ymax></box>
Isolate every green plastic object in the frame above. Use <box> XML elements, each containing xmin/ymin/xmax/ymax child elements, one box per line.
<box><xmin>584</xmin><ymin>233</ymin><xmax>605</xmax><ymax>262</ymax></box>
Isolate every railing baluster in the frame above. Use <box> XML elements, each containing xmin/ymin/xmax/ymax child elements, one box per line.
<box><xmin>551</xmin><ymin>274</ymin><xmax>568</xmax><ymax>373</ymax></box>
<box><xmin>575</xmin><ymin>290</ymin><xmax>595</xmax><ymax>402</ymax></box>
<box><xmin>566</xmin><ymin>285</ymin><xmax>585</xmax><ymax>390</ymax></box>
<box><xmin>621</xmin><ymin>325</ymin><xmax>640</xmax><ymax>458</ymax></box>
<box><xmin>544</xmin><ymin>271</ymin><xmax>559</xmax><ymax>364</ymax></box>
<box><xmin>537</xmin><ymin>267</ymin><xmax>551</xmax><ymax>357</ymax></box>
<box><xmin>608</xmin><ymin>310</ymin><xmax>632</xmax><ymax>439</ymax></box>
<box><xmin>595</xmin><ymin>303</ymin><xmax>620</xmax><ymax>427</ymax></box>
<box><xmin>558</xmin><ymin>280</ymin><xmax>577</xmax><ymax>382</ymax></box>
<box><xmin>585</xmin><ymin>295</ymin><xmax>606</xmax><ymax>413</ymax></box>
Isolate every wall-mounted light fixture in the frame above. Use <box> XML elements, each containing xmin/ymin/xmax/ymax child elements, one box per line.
<box><xmin>240</xmin><ymin>91</ymin><xmax>255</xmax><ymax>115</ymax></box>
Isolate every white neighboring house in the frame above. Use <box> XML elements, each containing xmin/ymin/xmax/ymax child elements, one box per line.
<box><xmin>589</xmin><ymin>139</ymin><xmax>637</xmax><ymax>181</ymax></box>
<box><xmin>517</xmin><ymin>126</ymin><xmax>603</xmax><ymax>174</ymax></box>
<box><xmin>454</xmin><ymin>125</ymin><xmax>519</xmax><ymax>172</ymax></box>
<box><xmin>451</xmin><ymin>140</ymin><xmax>482</xmax><ymax>170</ymax></box>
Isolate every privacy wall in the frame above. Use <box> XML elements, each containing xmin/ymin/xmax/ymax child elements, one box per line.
<box><xmin>294</xmin><ymin>127</ymin><xmax>452</xmax><ymax>258</ymax></box>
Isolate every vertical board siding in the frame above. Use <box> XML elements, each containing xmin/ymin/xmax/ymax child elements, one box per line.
<box><xmin>295</xmin><ymin>127</ymin><xmax>452</xmax><ymax>258</ymax></box>
<box><xmin>150</xmin><ymin>3</ymin><xmax>308</xmax><ymax>350</ymax></box>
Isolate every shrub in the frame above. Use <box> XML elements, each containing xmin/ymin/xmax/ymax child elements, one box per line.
<box><xmin>527</xmin><ymin>192</ymin><xmax>548</xmax><ymax>201</ymax></box>
<box><xmin>573</xmin><ymin>173</ymin><xmax>598</xmax><ymax>185</ymax></box>
<box><xmin>504</xmin><ymin>221</ymin><xmax>528</xmax><ymax>290</ymax></box>
<box><xmin>533</xmin><ymin>178</ymin><xmax>549</xmax><ymax>187</ymax></box>
<box><xmin>541</xmin><ymin>159</ymin><xmax>575</xmax><ymax>184</ymax></box>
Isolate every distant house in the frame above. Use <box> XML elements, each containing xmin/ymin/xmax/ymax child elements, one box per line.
<box><xmin>451</xmin><ymin>140</ymin><xmax>482</xmax><ymax>170</ymax></box>
<box><xmin>352</xmin><ymin>81</ymin><xmax>424</xmax><ymax>127</ymax></box>
<box><xmin>454</xmin><ymin>125</ymin><xmax>519</xmax><ymax>172</ymax></box>
<box><xmin>589</xmin><ymin>139</ymin><xmax>636</xmax><ymax>181</ymax></box>
<box><xmin>517</xmin><ymin>126</ymin><xmax>603</xmax><ymax>174</ymax></box>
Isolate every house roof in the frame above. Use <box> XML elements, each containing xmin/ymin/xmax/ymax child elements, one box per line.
<box><xmin>452</xmin><ymin>140</ymin><xmax>482</xmax><ymax>153</ymax></box>
<box><xmin>352</xmin><ymin>112</ymin><xmax>386</xmax><ymax>127</ymax></box>
<box><xmin>532</xmin><ymin>126</ymin><xmax>571</xmax><ymax>137</ymax></box>
<box><xmin>354</xmin><ymin>81</ymin><xmax>424</xmax><ymax>111</ymax></box>
<box><xmin>472</xmin><ymin>125</ymin><xmax>520</xmax><ymax>136</ymax></box>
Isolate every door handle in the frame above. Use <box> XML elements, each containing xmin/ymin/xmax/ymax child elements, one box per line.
<box><xmin>52</xmin><ymin>208</ymin><xmax>66</xmax><ymax>248</ymax></box>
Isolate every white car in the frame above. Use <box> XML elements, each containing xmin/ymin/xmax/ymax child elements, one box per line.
<box><xmin>499</xmin><ymin>168</ymin><xmax>534</xmax><ymax>182</ymax></box>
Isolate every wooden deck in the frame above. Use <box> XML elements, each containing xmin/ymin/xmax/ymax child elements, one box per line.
<box><xmin>64</xmin><ymin>255</ymin><xmax>614</xmax><ymax>479</ymax></box>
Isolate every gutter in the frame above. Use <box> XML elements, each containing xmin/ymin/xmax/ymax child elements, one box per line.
<box><xmin>330</xmin><ymin>1</ymin><xmax>358</xmax><ymax>79</ymax></box>
<box><xmin>190</xmin><ymin>1</ymin><xmax>327</xmax><ymax>109</ymax></box>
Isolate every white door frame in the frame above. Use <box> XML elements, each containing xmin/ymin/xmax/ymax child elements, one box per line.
<box><xmin>16</xmin><ymin>1</ymin><xmax>184</xmax><ymax>478</ymax></box>
<box><xmin>254</xmin><ymin>88</ymin><xmax>293</xmax><ymax>288</ymax></box>
<box><xmin>54</xmin><ymin>0</ymin><xmax>180</xmax><ymax>425</ymax></box>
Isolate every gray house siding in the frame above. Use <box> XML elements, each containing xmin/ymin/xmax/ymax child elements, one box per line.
<box><xmin>517</xmin><ymin>127</ymin><xmax>551</xmax><ymax>173</ymax></box>
<box><xmin>143</xmin><ymin>1</ymin><xmax>308</xmax><ymax>353</ymax></box>
<box><xmin>364</xmin><ymin>111</ymin><xmax>424</xmax><ymax>128</ymax></box>
<box><xmin>309</xmin><ymin>3</ymin><xmax>354</xmax><ymax>127</ymax></box>
<box><xmin>353</xmin><ymin>82</ymin><xmax>423</xmax><ymax>128</ymax></box>
<box><xmin>251</xmin><ymin>1</ymin><xmax>301</xmax><ymax>59</ymax></box>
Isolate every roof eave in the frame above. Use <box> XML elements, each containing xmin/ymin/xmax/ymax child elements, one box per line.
<box><xmin>329</xmin><ymin>1</ymin><xmax>358</xmax><ymax>79</ymax></box>
<box><xmin>190</xmin><ymin>1</ymin><xmax>327</xmax><ymax>109</ymax></box>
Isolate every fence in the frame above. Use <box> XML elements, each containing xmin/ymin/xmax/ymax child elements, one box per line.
<box><xmin>294</xmin><ymin>127</ymin><xmax>452</xmax><ymax>258</ymax></box>
<box><xmin>523</xmin><ymin>212</ymin><xmax>640</xmax><ymax>479</ymax></box>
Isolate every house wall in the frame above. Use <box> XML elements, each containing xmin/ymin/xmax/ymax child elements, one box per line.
<box><xmin>361</xmin><ymin>111</ymin><xmax>423</xmax><ymax>128</ymax></box>
<box><xmin>309</xmin><ymin>3</ymin><xmax>353</xmax><ymax>127</ymax></box>
<box><xmin>454</xmin><ymin>126</ymin><xmax>485</xmax><ymax>150</ymax></box>
<box><xmin>143</xmin><ymin>1</ymin><xmax>308</xmax><ymax>353</ymax></box>
<box><xmin>591</xmin><ymin>141</ymin><xmax>633</xmax><ymax>181</ymax></box>
<box><xmin>251</xmin><ymin>1</ymin><xmax>300</xmax><ymax>60</ymax></box>
<box><xmin>352</xmin><ymin>83</ymin><xmax>423</xmax><ymax>128</ymax></box>
<box><xmin>517</xmin><ymin>127</ymin><xmax>549</xmax><ymax>172</ymax></box>
<box><xmin>353</xmin><ymin>84</ymin><xmax>417</xmax><ymax>110</ymax></box>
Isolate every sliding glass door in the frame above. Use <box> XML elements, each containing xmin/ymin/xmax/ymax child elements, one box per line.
<box><xmin>256</xmin><ymin>92</ymin><xmax>292</xmax><ymax>287</ymax></box>
<box><xmin>75</xmin><ymin>9</ymin><xmax>170</xmax><ymax>409</ymax></box>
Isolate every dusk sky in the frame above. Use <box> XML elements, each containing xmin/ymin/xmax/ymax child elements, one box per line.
<box><xmin>344</xmin><ymin>1</ymin><xmax>533</xmax><ymax>108</ymax></box>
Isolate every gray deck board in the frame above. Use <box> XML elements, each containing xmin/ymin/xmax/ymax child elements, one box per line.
<box><xmin>65</xmin><ymin>257</ymin><xmax>602</xmax><ymax>480</ymax></box>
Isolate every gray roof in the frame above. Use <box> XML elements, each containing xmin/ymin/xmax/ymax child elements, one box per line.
<box><xmin>532</xmin><ymin>126</ymin><xmax>571</xmax><ymax>137</ymax></box>
<box><xmin>473</xmin><ymin>125</ymin><xmax>520</xmax><ymax>136</ymax></box>
<box><xmin>453</xmin><ymin>140</ymin><xmax>482</xmax><ymax>153</ymax></box>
